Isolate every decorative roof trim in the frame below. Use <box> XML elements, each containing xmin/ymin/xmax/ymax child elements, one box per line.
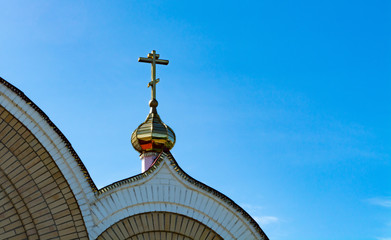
<box><xmin>97</xmin><ymin>151</ymin><xmax>269</xmax><ymax>240</ymax></box>
<box><xmin>0</xmin><ymin>77</ymin><xmax>98</xmax><ymax>192</ymax></box>
<box><xmin>97</xmin><ymin>151</ymin><xmax>165</xmax><ymax>194</ymax></box>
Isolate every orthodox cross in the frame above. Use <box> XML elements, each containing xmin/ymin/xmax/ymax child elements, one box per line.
<box><xmin>138</xmin><ymin>50</ymin><xmax>169</xmax><ymax>101</ymax></box>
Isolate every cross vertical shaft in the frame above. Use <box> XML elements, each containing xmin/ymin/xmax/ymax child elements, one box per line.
<box><xmin>138</xmin><ymin>50</ymin><xmax>169</xmax><ymax>104</ymax></box>
<box><xmin>151</xmin><ymin>50</ymin><xmax>157</xmax><ymax>100</ymax></box>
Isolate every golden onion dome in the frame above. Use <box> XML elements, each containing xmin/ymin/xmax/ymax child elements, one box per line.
<box><xmin>131</xmin><ymin>100</ymin><xmax>176</xmax><ymax>153</ymax></box>
<box><xmin>132</xmin><ymin>50</ymin><xmax>175</xmax><ymax>154</ymax></box>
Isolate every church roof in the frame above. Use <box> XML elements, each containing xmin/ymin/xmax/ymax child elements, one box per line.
<box><xmin>0</xmin><ymin>76</ymin><xmax>98</xmax><ymax>191</ymax></box>
<box><xmin>0</xmin><ymin>74</ymin><xmax>269</xmax><ymax>239</ymax></box>
<box><xmin>97</xmin><ymin>151</ymin><xmax>269</xmax><ymax>239</ymax></box>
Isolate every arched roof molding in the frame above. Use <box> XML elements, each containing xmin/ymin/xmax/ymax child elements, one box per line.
<box><xmin>0</xmin><ymin>77</ymin><xmax>96</xmax><ymax>233</ymax></box>
<box><xmin>91</xmin><ymin>152</ymin><xmax>268</xmax><ymax>240</ymax></box>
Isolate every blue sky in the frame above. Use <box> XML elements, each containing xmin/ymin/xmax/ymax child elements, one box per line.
<box><xmin>0</xmin><ymin>1</ymin><xmax>390</xmax><ymax>239</ymax></box>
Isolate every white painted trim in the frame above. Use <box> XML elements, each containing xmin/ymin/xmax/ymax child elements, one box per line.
<box><xmin>90</xmin><ymin>157</ymin><xmax>265</xmax><ymax>240</ymax></box>
<box><xmin>0</xmin><ymin>85</ymin><xmax>95</xmax><ymax>235</ymax></box>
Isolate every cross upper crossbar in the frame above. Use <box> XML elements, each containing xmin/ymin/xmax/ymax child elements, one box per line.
<box><xmin>138</xmin><ymin>57</ymin><xmax>169</xmax><ymax>65</ymax></box>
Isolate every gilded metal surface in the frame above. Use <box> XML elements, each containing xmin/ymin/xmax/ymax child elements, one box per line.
<box><xmin>131</xmin><ymin>112</ymin><xmax>175</xmax><ymax>153</ymax></box>
<box><xmin>132</xmin><ymin>50</ymin><xmax>176</xmax><ymax>153</ymax></box>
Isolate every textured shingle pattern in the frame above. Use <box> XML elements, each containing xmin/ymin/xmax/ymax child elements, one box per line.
<box><xmin>0</xmin><ymin>78</ymin><xmax>95</xmax><ymax>236</ymax></box>
<box><xmin>0</xmin><ymin>106</ymin><xmax>88</xmax><ymax>239</ymax></box>
<box><xmin>97</xmin><ymin>211</ymin><xmax>223</xmax><ymax>240</ymax></box>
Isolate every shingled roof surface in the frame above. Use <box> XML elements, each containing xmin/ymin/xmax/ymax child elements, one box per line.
<box><xmin>0</xmin><ymin>77</ymin><xmax>98</xmax><ymax>191</ymax></box>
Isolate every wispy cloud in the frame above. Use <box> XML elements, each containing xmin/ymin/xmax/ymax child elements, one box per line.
<box><xmin>367</xmin><ymin>197</ymin><xmax>391</xmax><ymax>208</ymax></box>
<box><xmin>376</xmin><ymin>237</ymin><xmax>391</xmax><ymax>240</ymax></box>
<box><xmin>240</xmin><ymin>203</ymin><xmax>264</xmax><ymax>212</ymax></box>
<box><xmin>254</xmin><ymin>216</ymin><xmax>279</xmax><ymax>225</ymax></box>
<box><xmin>240</xmin><ymin>203</ymin><xmax>279</xmax><ymax>225</ymax></box>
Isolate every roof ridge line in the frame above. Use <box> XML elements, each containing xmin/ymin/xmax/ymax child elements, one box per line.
<box><xmin>95</xmin><ymin>149</ymin><xmax>269</xmax><ymax>239</ymax></box>
<box><xmin>96</xmin><ymin>151</ymin><xmax>166</xmax><ymax>194</ymax></box>
<box><xmin>164</xmin><ymin>151</ymin><xmax>269</xmax><ymax>240</ymax></box>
